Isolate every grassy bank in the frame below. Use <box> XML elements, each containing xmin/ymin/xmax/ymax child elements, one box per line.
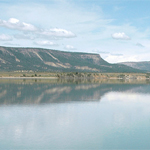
<box><xmin>0</xmin><ymin>71</ymin><xmax>150</xmax><ymax>80</ymax></box>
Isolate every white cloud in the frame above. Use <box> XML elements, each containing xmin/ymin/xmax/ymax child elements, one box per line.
<box><xmin>0</xmin><ymin>34</ymin><xmax>12</xmax><ymax>41</ymax></box>
<box><xmin>111</xmin><ymin>32</ymin><xmax>131</xmax><ymax>40</ymax></box>
<box><xmin>105</xmin><ymin>54</ymin><xmax>138</xmax><ymax>63</ymax></box>
<box><xmin>0</xmin><ymin>18</ymin><xmax>76</xmax><ymax>39</ymax></box>
<box><xmin>38</xmin><ymin>28</ymin><xmax>76</xmax><ymax>38</ymax></box>
<box><xmin>34</xmin><ymin>40</ymin><xmax>58</xmax><ymax>46</ymax></box>
<box><xmin>0</xmin><ymin>18</ymin><xmax>38</xmax><ymax>31</ymax></box>
<box><xmin>64</xmin><ymin>45</ymin><xmax>76</xmax><ymax>50</ymax></box>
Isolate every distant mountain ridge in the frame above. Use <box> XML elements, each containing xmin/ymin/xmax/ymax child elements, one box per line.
<box><xmin>119</xmin><ymin>61</ymin><xmax>150</xmax><ymax>72</ymax></box>
<box><xmin>0</xmin><ymin>46</ymin><xmax>144</xmax><ymax>73</ymax></box>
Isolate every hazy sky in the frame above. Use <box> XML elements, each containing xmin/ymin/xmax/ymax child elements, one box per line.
<box><xmin>0</xmin><ymin>0</ymin><xmax>150</xmax><ymax>63</ymax></box>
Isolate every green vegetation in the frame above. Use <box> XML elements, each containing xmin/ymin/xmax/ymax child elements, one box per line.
<box><xmin>0</xmin><ymin>72</ymin><xmax>150</xmax><ymax>81</ymax></box>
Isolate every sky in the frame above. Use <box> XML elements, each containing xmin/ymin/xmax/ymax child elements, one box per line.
<box><xmin>0</xmin><ymin>0</ymin><xmax>150</xmax><ymax>63</ymax></box>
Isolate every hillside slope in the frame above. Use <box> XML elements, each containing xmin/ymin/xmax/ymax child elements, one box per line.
<box><xmin>0</xmin><ymin>46</ymin><xmax>144</xmax><ymax>73</ymax></box>
<box><xmin>120</xmin><ymin>61</ymin><xmax>150</xmax><ymax>72</ymax></box>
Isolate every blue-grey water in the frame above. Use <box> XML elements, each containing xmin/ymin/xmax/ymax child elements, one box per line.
<box><xmin>0</xmin><ymin>79</ymin><xmax>150</xmax><ymax>149</ymax></box>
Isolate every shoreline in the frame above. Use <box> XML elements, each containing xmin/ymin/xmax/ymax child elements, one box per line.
<box><xmin>0</xmin><ymin>77</ymin><xmax>58</xmax><ymax>79</ymax></box>
<box><xmin>0</xmin><ymin>76</ymin><xmax>149</xmax><ymax>80</ymax></box>
<box><xmin>0</xmin><ymin>72</ymin><xmax>150</xmax><ymax>81</ymax></box>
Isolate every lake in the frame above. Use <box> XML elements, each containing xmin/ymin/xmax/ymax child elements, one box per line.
<box><xmin>0</xmin><ymin>79</ymin><xmax>150</xmax><ymax>149</ymax></box>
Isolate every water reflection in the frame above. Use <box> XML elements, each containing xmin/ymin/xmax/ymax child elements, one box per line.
<box><xmin>0</xmin><ymin>79</ymin><xmax>150</xmax><ymax>105</ymax></box>
<box><xmin>0</xmin><ymin>79</ymin><xmax>150</xmax><ymax>149</ymax></box>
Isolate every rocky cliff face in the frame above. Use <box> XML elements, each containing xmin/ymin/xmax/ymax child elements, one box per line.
<box><xmin>0</xmin><ymin>46</ymin><xmax>143</xmax><ymax>72</ymax></box>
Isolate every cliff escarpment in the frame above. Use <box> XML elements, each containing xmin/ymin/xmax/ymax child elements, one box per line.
<box><xmin>0</xmin><ymin>46</ymin><xmax>143</xmax><ymax>73</ymax></box>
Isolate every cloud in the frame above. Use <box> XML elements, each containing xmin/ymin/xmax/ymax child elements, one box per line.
<box><xmin>64</xmin><ymin>45</ymin><xmax>76</xmax><ymax>50</ymax></box>
<box><xmin>38</xmin><ymin>28</ymin><xmax>76</xmax><ymax>38</ymax></box>
<box><xmin>0</xmin><ymin>18</ymin><xmax>76</xmax><ymax>39</ymax></box>
<box><xmin>0</xmin><ymin>34</ymin><xmax>13</xmax><ymax>41</ymax></box>
<box><xmin>105</xmin><ymin>54</ymin><xmax>138</xmax><ymax>63</ymax></box>
<box><xmin>136</xmin><ymin>43</ymin><xmax>145</xmax><ymax>47</ymax></box>
<box><xmin>0</xmin><ymin>18</ymin><xmax>38</xmax><ymax>31</ymax></box>
<box><xmin>92</xmin><ymin>49</ymin><xmax>109</xmax><ymax>54</ymax></box>
<box><xmin>34</xmin><ymin>40</ymin><xmax>58</xmax><ymax>46</ymax></box>
<box><xmin>13</xmin><ymin>34</ymin><xmax>35</xmax><ymax>40</ymax></box>
<box><xmin>111</xmin><ymin>32</ymin><xmax>131</xmax><ymax>40</ymax></box>
<box><xmin>110</xmin><ymin>53</ymin><xmax>123</xmax><ymax>56</ymax></box>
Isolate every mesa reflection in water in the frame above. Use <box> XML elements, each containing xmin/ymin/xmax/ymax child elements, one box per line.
<box><xmin>0</xmin><ymin>79</ymin><xmax>150</xmax><ymax>105</ymax></box>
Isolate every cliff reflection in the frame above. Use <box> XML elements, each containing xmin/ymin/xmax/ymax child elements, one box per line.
<box><xmin>0</xmin><ymin>79</ymin><xmax>150</xmax><ymax>105</ymax></box>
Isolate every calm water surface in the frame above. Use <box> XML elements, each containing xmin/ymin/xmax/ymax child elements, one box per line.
<box><xmin>0</xmin><ymin>79</ymin><xmax>150</xmax><ymax>149</ymax></box>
